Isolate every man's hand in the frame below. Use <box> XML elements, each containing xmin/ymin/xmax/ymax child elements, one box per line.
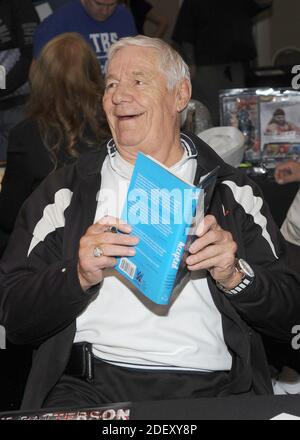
<box><xmin>186</xmin><ymin>215</ymin><xmax>243</xmax><ymax>289</ymax></box>
<box><xmin>275</xmin><ymin>160</ymin><xmax>300</xmax><ymax>185</ymax></box>
<box><xmin>77</xmin><ymin>216</ymin><xmax>139</xmax><ymax>291</ymax></box>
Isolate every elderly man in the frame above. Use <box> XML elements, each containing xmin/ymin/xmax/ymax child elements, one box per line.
<box><xmin>0</xmin><ymin>36</ymin><xmax>300</xmax><ymax>411</ymax></box>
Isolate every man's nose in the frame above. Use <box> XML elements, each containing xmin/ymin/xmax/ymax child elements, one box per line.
<box><xmin>112</xmin><ymin>85</ymin><xmax>133</xmax><ymax>104</ymax></box>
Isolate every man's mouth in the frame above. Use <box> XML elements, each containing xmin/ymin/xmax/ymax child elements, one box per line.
<box><xmin>116</xmin><ymin>112</ymin><xmax>144</xmax><ymax>121</ymax></box>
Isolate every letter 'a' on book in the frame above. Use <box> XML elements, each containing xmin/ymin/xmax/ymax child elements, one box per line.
<box><xmin>115</xmin><ymin>153</ymin><xmax>219</xmax><ymax>305</ymax></box>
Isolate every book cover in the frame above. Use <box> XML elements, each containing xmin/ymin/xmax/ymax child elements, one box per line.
<box><xmin>173</xmin><ymin>165</ymin><xmax>220</xmax><ymax>293</ymax></box>
<box><xmin>115</xmin><ymin>152</ymin><xmax>219</xmax><ymax>305</ymax></box>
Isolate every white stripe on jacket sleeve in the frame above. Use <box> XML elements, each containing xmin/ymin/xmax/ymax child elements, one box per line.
<box><xmin>222</xmin><ymin>180</ymin><xmax>278</xmax><ymax>259</ymax></box>
<box><xmin>28</xmin><ymin>188</ymin><xmax>73</xmax><ymax>256</ymax></box>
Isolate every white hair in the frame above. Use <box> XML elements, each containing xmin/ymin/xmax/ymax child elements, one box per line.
<box><xmin>106</xmin><ymin>35</ymin><xmax>191</xmax><ymax>90</ymax></box>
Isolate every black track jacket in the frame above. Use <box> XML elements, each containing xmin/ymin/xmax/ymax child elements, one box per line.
<box><xmin>0</xmin><ymin>133</ymin><xmax>299</xmax><ymax>410</ymax></box>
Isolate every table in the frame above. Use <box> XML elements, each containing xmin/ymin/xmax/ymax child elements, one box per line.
<box><xmin>1</xmin><ymin>395</ymin><xmax>300</xmax><ymax>420</ymax></box>
<box><xmin>132</xmin><ymin>395</ymin><xmax>300</xmax><ymax>420</ymax></box>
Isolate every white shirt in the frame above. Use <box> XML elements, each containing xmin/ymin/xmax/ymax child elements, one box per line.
<box><xmin>74</xmin><ymin>144</ymin><xmax>232</xmax><ymax>372</ymax></box>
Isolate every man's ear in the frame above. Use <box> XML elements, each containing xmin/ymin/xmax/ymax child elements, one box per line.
<box><xmin>176</xmin><ymin>78</ymin><xmax>192</xmax><ymax>113</ymax></box>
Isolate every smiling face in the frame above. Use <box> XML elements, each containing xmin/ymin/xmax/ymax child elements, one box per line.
<box><xmin>103</xmin><ymin>45</ymin><xmax>190</xmax><ymax>165</ymax></box>
<box><xmin>82</xmin><ymin>0</ymin><xmax>118</xmax><ymax>22</ymax></box>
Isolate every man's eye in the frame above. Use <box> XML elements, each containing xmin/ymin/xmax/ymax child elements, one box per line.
<box><xmin>135</xmin><ymin>80</ymin><xmax>144</xmax><ymax>86</ymax></box>
<box><xmin>105</xmin><ymin>82</ymin><xmax>117</xmax><ymax>90</ymax></box>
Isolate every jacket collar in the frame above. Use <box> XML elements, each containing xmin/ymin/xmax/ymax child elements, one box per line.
<box><xmin>76</xmin><ymin>131</ymin><xmax>235</xmax><ymax>181</ymax></box>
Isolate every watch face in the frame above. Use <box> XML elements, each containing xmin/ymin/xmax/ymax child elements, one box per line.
<box><xmin>238</xmin><ymin>259</ymin><xmax>255</xmax><ymax>278</ymax></box>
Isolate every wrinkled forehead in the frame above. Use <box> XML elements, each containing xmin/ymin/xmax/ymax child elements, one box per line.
<box><xmin>106</xmin><ymin>45</ymin><xmax>162</xmax><ymax>76</ymax></box>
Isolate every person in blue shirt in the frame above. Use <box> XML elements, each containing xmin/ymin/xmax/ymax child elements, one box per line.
<box><xmin>33</xmin><ymin>0</ymin><xmax>137</xmax><ymax>72</ymax></box>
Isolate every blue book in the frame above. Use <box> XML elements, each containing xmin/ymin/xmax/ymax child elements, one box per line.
<box><xmin>115</xmin><ymin>153</ymin><xmax>219</xmax><ymax>305</ymax></box>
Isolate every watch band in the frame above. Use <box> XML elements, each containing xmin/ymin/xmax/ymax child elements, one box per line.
<box><xmin>216</xmin><ymin>276</ymin><xmax>253</xmax><ymax>295</ymax></box>
<box><xmin>216</xmin><ymin>258</ymin><xmax>255</xmax><ymax>295</ymax></box>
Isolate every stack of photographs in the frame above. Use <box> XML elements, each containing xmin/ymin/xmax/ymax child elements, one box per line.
<box><xmin>220</xmin><ymin>88</ymin><xmax>300</xmax><ymax>163</ymax></box>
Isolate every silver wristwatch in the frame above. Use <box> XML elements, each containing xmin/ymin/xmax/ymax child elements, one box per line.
<box><xmin>216</xmin><ymin>258</ymin><xmax>255</xmax><ymax>295</ymax></box>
